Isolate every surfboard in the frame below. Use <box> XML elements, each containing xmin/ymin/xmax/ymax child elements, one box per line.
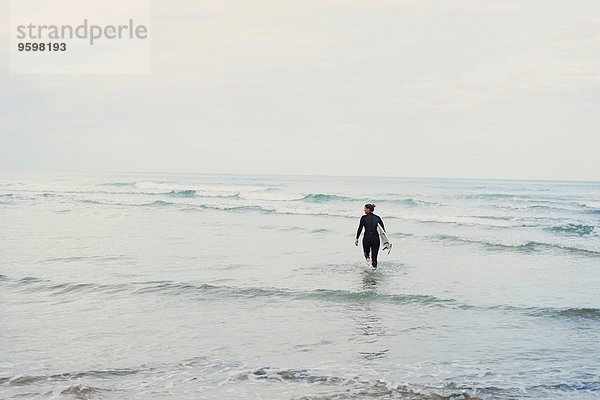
<box><xmin>377</xmin><ymin>224</ymin><xmax>392</xmax><ymax>254</ymax></box>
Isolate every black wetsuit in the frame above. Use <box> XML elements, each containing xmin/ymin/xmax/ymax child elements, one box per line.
<box><xmin>356</xmin><ymin>213</ymin><xmax>385</xmax><ymax>268</ymax></box>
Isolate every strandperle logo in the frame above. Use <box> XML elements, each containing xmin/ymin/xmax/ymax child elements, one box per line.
<box><xmin>16</xmin><ymin>19</ymin><xmax>149</xmax><ymax>46</ymax></box>
<box><xmin>10</xmin><ymin>0</ymin><xmax>152</xmax><ymax>74</ymax></box>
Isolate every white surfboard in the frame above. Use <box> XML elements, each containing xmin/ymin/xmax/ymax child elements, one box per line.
<box><xmin>377</xmin><ymin>224</ymin><xmax>392</xmax><ymax>254</ymax></box>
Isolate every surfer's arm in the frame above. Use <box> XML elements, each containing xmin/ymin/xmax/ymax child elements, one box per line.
<box><xmin>356</xmin><ymin>216</ymin><xmax>365</xmax><ymax>239</ymax></box>
<box><xmin>378</xmin><ymin>217</ymin><xmax>385</xmax><ymax>232</ymax></box>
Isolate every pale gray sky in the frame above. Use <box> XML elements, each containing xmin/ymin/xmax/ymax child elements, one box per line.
<box><xmin>1</xmin><ymin>0</ymin><xmax>599</xmax><ymax>180</ymax></box>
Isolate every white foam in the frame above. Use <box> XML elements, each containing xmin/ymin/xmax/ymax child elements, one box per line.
<box><xmin>401</xmin><ymin>214</ymin><xmax>522</xmax><ymax>227</ymax></box>
<box><xmin>580</xmin><ymin>202</ymin><xmax>600</xmax><ymax>210</ymax></box>
<box><xmin>133</xmin><ymin>181</ymin><xmax>265</xmax><ymax>197</ymax></box>
<box><xmin>237</xmin><ymin>191</ymin><xmax>301</xmax><ymax>201</ymax></box>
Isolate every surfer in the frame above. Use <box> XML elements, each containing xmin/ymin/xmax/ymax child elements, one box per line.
<box><xmin>355</xmin><ymin>204</ymin><xmax>385</xmax><ymax>268</ymax></box>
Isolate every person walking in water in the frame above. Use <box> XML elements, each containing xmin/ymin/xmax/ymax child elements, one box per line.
<box><xmin>355</xmin><ymin>204</ymin><xmax>385</xmax><ymax>268</ymax></box>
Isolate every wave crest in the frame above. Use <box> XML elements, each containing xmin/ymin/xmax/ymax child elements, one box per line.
<box><xmin>548</xmin><ymin>224</ymin><xmax>597</xmax><ymax>236</ymax></box>
<box><xmin>432</xmin><ymin>234</ymin><xmax>600</xmax><ymax>256</ymax></box>
<box><xmin>299</xmin><ymin>193</ymin><xmax>354</xmax><ymax>202</ymax></box>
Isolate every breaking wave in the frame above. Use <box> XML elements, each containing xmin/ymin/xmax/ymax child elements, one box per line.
<box><xmin>6</xmin><ymin>276</ymin><xmax>459</xmax><ymax>308</ymax></box>
<box><xmin>299</xmin><ymin>193</ymin><xmax>355</xmax><ymax>202</ymax></box>
<box><xmin>578</xmin><ymin>202</ymin><xmax>600</xmax><ymax>214</ymax></box>
<box><xmin>537</xmin><ymin>307</ymin><xmax>600</xmax><ymax>320</ymax></box>
<box><xmin>547</xmin><ymin>224</ymin><xmax>598</xmax><ymax>236</ymax></box>
<box><xmin>7</xmin><ymin>275</ymin><xmax>600</xmax><ymax>323</ymax></box>
<box><xmin>0</xmin><ymin>367</ymin><xmax>139</xmax><ymax>386</ymax></box>
<box><xmin>432</xmin><ymin>234</ymin><xmax>600</xmax><ymax>256</ymax></box>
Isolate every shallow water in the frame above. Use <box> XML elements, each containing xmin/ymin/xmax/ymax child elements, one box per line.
<box><xmin>1</xmin><ymin>172</ymin><xmax>599</xmax><ymax>399</ymax></box>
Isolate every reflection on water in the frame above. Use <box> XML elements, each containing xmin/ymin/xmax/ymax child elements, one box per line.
<box><xmin>362</xmin><ymin>269</ymin><xmax>379</xmax><ymax>290</ymax></box>
<box><xmin>353</xmin><ymin>269</ymin><xmax>389</xmax><ymax>361</ymax></box>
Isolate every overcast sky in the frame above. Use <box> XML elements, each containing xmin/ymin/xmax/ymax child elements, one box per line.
<box><xmin>1</xmin><ymin>0</ymin><xmax>599</xmax><ymax>180</ymax></box>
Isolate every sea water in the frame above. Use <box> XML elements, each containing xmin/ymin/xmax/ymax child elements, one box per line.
<box><xmin>1</xmin><ymin>171</ymin><xmax>599</xmax><ymax>399</ymax></box>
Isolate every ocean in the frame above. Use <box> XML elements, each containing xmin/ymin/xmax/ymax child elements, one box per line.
<box><xmin>1</xmin><ymin>171</ymin><xmax>599</xmax><ymax>399</ymax></box>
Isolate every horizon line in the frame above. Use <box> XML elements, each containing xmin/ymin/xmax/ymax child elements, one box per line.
<box><xmin>1</xmin><ymin>168</ymin><xmax>599</xmax><ymax>184</ymax></box>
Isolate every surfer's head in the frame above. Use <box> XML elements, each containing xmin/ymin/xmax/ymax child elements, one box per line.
<box><xmin>364</xmin><ymin>204</ymin><xmax>375</xmax><ymax>214</ymax></box>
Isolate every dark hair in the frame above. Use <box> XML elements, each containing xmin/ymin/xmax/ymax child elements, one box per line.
<box><xmin>365</xmin><ymin>203</ymin><xmax>375</xmax><ymax>212</ymax></box>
